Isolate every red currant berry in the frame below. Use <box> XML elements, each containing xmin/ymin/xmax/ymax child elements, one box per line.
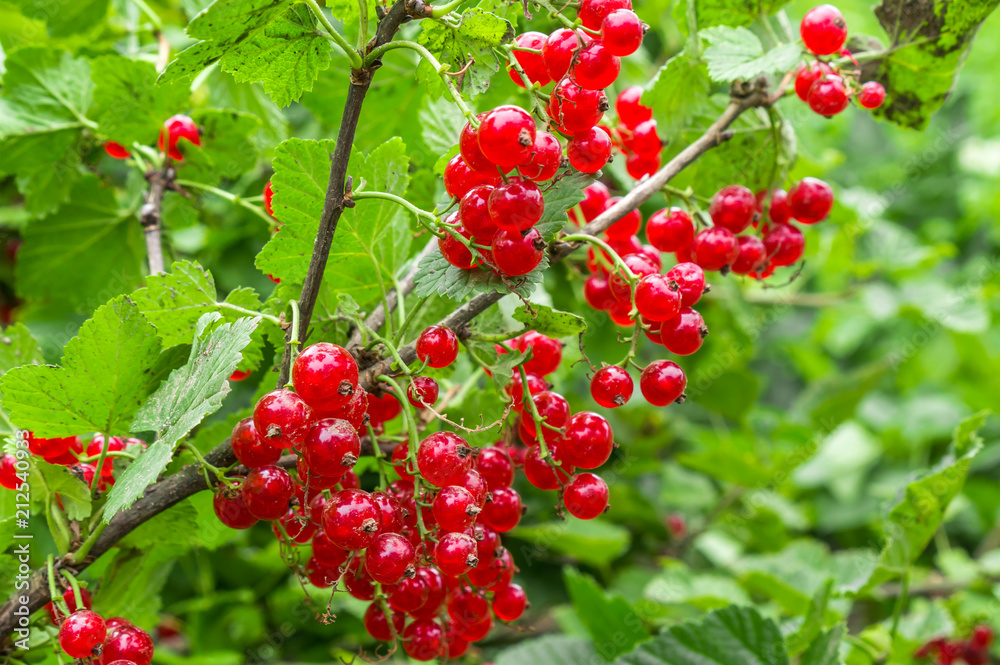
<box><xmin>517</xmin><ymin>331</ymin><xmax>563</xmax><ymax>376</ymax></box>
<box><xmin>795</xmin><ymin>62</ymin><xmax>831</xmax><ymax>102</ymax></box>
<box><xmin>438</xmin><ymin>219</ymin><xmax>477</xmax><ymax>269</ymax></box>
<box><xmin>635</xmin><ymin>274</ymin><xmax>683</xmax><ymax>322</ymax></box>
<box><xmin>492</xmin><ymin>227</ymin><xmax>545</xmax><ymax>276</ymax></box>
<box><xmin>416</xmin><ymin>325</ymin><xmax>459</xmax><ymax>368</ymax></box>
<box><xmin>479</xmin><ymin>105</ymin><xmax>536</xmax><ymax>167</ymax></box>
<box><xmin>659</xmin><ymin>308</ymin><xmax>707</xmax><ymax>355</ymax></box>
<box><xmin>262</xmin><ymin>180</ymin><xmax>275</xmax><ymax>217</ymax></box>
<box><xmin>858</xmin><ymin>81</ymin><xmax>886</xmax><ymax>109</ymax></box>
<box><xmin>213</xmin><ymin>481</ymin><xmax>259</xmax><ymax>528</ymax></box>
<box><xmin>480</xmin><ymin>486</ymin><xmax>523</xmax><ymax>532</ymax></box>
<box><xmin>787</xmin><ymin>177</ymin><xmax>834</xmax><ymax>224</ymax></box>
<box><xmin>808</xmin><ymin>74</ymin><xmax>850</xmax><ymax>116</ymax></box>
<box><xmin>242</xmin><ymin>466</ymin><xmax>294</xmax><ymax>520</ymax></box>
<box><xmin>474</xmin><ymin>446</ymin><xmax>514</xmax><ymax>490</ymax></box>
<box><xmin>468</xmin><ymin>547</ymin><xmax>515</xmax><ymax>590</ymax></box>
<box><xmin>459</xmin><ymin>185</ymin><xmax>499</xmax><ymax>241</ymax></box>
<box><xmin>731</xmin><ymin>235</ymin><xmax>768</xmax><ymax>275</ymax></box>
<box><xmin>488</xmin><ymin>177</ymin><xmax>545</xmax><ymax>232</ymax></box>
<box><xmin>311</xmin><ymin>528</ymin><xmax>350</xmax><ymax>568</ymax></box>
<box><xmin>522</xmin><ymin>390</ymin><xmax>570</xmax><ymax>435</ymax></box>
<box><xmin>158</xmin><ymin>114</ymin><xmax>200</xmax><ymax>161</ymax></box>
<box><xmin>646</xmin><ymin>207</ymin><xmax>693</xmax><ymax>253</ymax></box>
<box><xmin>591</xmin><ymin>365</ymin><xmax>633</xmax><ymax>408</ymax></box>
<box><xmin>322</xmin><ymin>489</ymin><xmax>382</xmax><ymax>550</ymax></box>
<box><xmin>363</xmin><ymin>602</ymin><xmax>405</xmax><ymax>642</ymax></box>
<box><xmin>104</xmin><ymin>141</ymin><xmax>130</xmax><ymax>159</ymax></box>
<box><xmin>763</xmin><ymin>223</ymin><xmax>805</xmax><ymax>266</ymax></box>
<box><xmin>579</xmin><ymin>0</ymin><xmax>632</xmax><ymax>30</ymax></box>
<box><xmin>302</xmin><ymin>418</ymin><xmax>360</xmax><ymax>478</ymax></box>
<box><xmin>434</xmin><ymin>532</ymin><xmax>479</xmax><ymax>576</ymax></box>
<box><xmin>548</xmin><ymin>78</ymin><xmax>608</xmax><ymax>135</ymax></box>
<box><xmin>571</xmin><ymin>41</ymin><xmax>621</xmax><ymax>90</ymax></box>
<box><xmin>444</xmin><ymin>154</ymin><xmax>500</xmax><ymax>200</ymax></box>
<box><xmin>292</xmin><ymin>342</ymin><xmax>358</xmax><ymax>411</ymax></box>
<box><xmin>519</xmin><ymin>130</ymin><xmax>563</xmax><ymax>182</ymax></box>
<box><xmin>622</xmin><ymin>119</ymin><xmax>661</xmax><ymax>155</ymax></box>
<box><xmin>366</xmin><ymin>532</ymin><xmax>415</xmax><ymax>584</ymax></box>
<box><xmin>402</xmin><ymin>619</ymin><xmax>444</xmax><ymax>661</ymax></box>
<box><xmin>45</xmin><ymin>588</ymin><xmax>92</xmax><ymax>625</ymax></box>
<box><xmin>459</xmin><ymin>114</ymin><xmax>493</xmax><ymax>171</ymax></box>
<box><xmin>523</xmin><ymin>442</ymin><xmax>574</xmax><ymax>490</ymax></box>
<box><xmin>616</xmin><ymin>86</ymin><xmax>652</xmax><ymax>127</ymax></box>
<box><xmin>573</xmin><ymin>181</ymin><xmax>611</xmax><ymax>224</ymax></box>
<box><xmin>253</xmin><ymin>389</ymin><xmax>313</xmax><ymax>450</ymax></box>
<box><xmin>568</xmin><ymin>126</ymin><xmax>613</xmax><ymax>173</ymax></box>
<box><xmin>343</xmin><ymin>558</ymin><xmax>376</xmax><ymax>598</ymax></box>
<box><xmin>85</xmin><ymin>435</ymin><xmax>124</xmax><ymax>477</ymax></box>
<box><xmin>229</xmin><ymin>369</ymin><xmax>252</xmax><ymax>382</ymax></box>
<box><xmin>417</xmin><ymin>432</ymin><xmax>474</xmax><ymax>487</ymax></box>
<box><xmin>410</xmin><ymin>566</ymin><xmax>447</xmax><ymax>618</ymax></box>
<box><xmin>665</xmin><ymin>262</ymin><xmax>706</xmax><ymax>307</ymax></box>
<box><xmin>231</xmin><ymin>417</ymin><xmax>281</xmax><ymax>468</ymax></box>
<box><xmin>493</xmin><ymin>583</ymin><xmax>528</xmax><ymax>621</ymax></box>
<box><xmin>103</xmin><ymin>624</ymin><xmax>154</xmax><ymax>665</ymax></box>
<box><xmin>800</xmin><ymin>4</ymin><xmax>848</xmax><ymax>55</ymax></box>
<box><xmin>433</xmin><ymin>485</ymin><xmax>481</xmax><ymax>533</ymax></box>
<box><xmin>625</xmin><ymin>151</ymin><xmax>662</xmax><ymax>179</ymax></box>
<box><xmin>459</xmin><ymin>467</ymin><xmax>489</xmax><ymax>507</ymax></box>
<box><xmin>542</xmin><ymin>28</ymin><xmax>589</xmax><ymax>80</ymax></box>
<box><xmin>0</xmin><ymin>454</ymin><xmax>23</xmax><ymax>490</ymax></box>
<box><xmin>601</xmin><ymin>9</ymin><xmax>645</xmax><ymax>56</ymax></box>
<box><xmin>640</xmin><ymin>360</ymin><xmax>687</xmax><ymax>405</ymax></box>
<box><xmin>971</xmin><ymin>626</ymin><xmax>994</xmax><ymax>650</ymax></box>
<box><xmin>584</xmin><ymin>274</ymin><xmax>615</xmax><ymax>310</ymax></box>
<box><xmin>407</xmin><ymin>376</ymin><xmax>439</xmax><ymax>409</ymax></box>
<box><xmin>27</xmin><ymin>433</ymin><xmax>77</xmax><ymax>459</ymax></box>
<box><xmin>608</xmin><ymin>300</ymin><xmax>635</xmax><ymax>327</ymax></box>
<box><xmin>709</xmin><ymin>185</ymin><xmax>756</xmax><ymax>233</ymax></box>
<box><xmin>755</xmin><ymin>189</ymin><xmax>790</xmax><ymax>225</ymax></box>
<box><xmin>563</xmin><ymin>472</ymin><xmax>609</xmax><ymax>519</ymax></box>
<box><xmin>506</xmin><ymin>371</ymin><xmax>547</xmax><ymax>408</ymax></box>
<box><xmin>609</xmin><ymin>252</ymin><xmax>656</xmax><ymax>302</ymax></box>
<box><xmin>508</xmin><ymin>32</ymin><xmax>552</xmax><ymax>87</ymax></box>
<box><xmin>692</xmin><ymin>227</ymin><xmax>739</xmax><ymax>272</ymax></box>
<box><xmin>561</xmin><ymin>411</ymin><xmax>614</xmax><ymax>469</ymax></box>
<box><xmin>448</xmin><ymin>590</ymin><xmax>491</xmax><ymax>632</ymax></box>
<box><xmin>604</xmin><ymin>200</ymin><xmax>643</xmax><ymax>239</ymax></box>
<box><xmin>367</xmin><ymin>390</ymin><xmax>402</xmax><ymax>426</ymax></box>
<box><xmin>58</xmin><ymin>610</ymin><xmax>106</xmax><ymax>659</ymax></box>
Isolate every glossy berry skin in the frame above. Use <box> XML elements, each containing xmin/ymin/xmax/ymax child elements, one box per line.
<box><xmin>435</xmin><ymin>532</ymin><xmax>479</xmax><ymax>577</ymax></box>
<box><xmin>311</xmin><ymin>529</ymin><xmax>349</xmax><ymax>569</ymax></box>
<box><xmin>858</xmin><ymin>81</ymin><xmax>886</xmax><ymax>109</ymax></box>
<box><xmin>292</xmin><ymin>342</ymin><xmax>359</xmax><ymax>411</ymax></box>
<box><xmin>794</xmin><ymin>61</ymin><xmax>832</xmax><ymax>101</ymax></box>
<box><xmin>616</xmin><ymin>86</ymin><xmax>653</xmax><ymax>126</ymax></box>
<box><xmin>231</xmin><ymin>417</ymin><xmax>281</xmax><ymax>468</ymax></box>
<box><xmin>444</xmin><ymin>154</ymin><xmax>500</xmax><ymax>199</ymax></box>
<box><xmin>475</xmin><ymin>447</ymin><xmax>514</xmax><ymax>489</ymax></box>
<box><xmin>692</xmin><ymin>227</ymin><xmax>739</xmax><ymax>272</ymax></box>
<box><xmin>561</xmin><ymin>412</ymin><xmax>614</xmax><ymax>469</ymax></box>
<box><xmin>459</xmin><ymin>114</ymin><xmax>492</xmax><ymax>171</ymax></box>
<box><xmin>322</xmin><ymin>489</ymin><xmax>382</xmax><ymax>551</ymax></box>
<box><xmin>480</xmin><ymin>486</ymin><xmax>523</xmax><ymax>532</ymax></box>
<box><xmin>640</xmin><ymin>360</ymin><xmax>687</xmax><ymax>406</ymax></box>
<box><xmin>213</xmin><ymin>482</ymin><xmax>259</xmax><ymax>529</ymax></box>
<box><xmin>646</xmin><ymin>207</ymin><xmax>693</xmax><ymax>253</ymax></box>
<box><xmin>302</xmin><ymin>418</ymin><xmax>360</xmax><ymax>478</ymax></box>
<box><xmin>364</xmin><ymin>602</ymin><xmax>405</xmax><ymax>642</ymax></box>
<box><xmin>365</xmin><ymin>533</ymin><xmax>415</xmax><ymax>584</ymax></box>
<box><xmin>584</xmin><ymin>274</ymin><xmax>615</xmax><ymax>310</ymax></box>
<box><xmin>609</xmin><ymin>253</ymin><xmax>657</xmax><ymax>302</ymax></box>
<box><xmin>756</xmin><ymin>189</ymin><xmax>790</xmax><ymax>225</ymax></box>
<box><xmin>417</xmin><ymin>431</ymin><xmax>473</xmax><ymax>487</ymax></box>
<box><xmin>506</xmin><ymin>371</ymin><xmax>547</xmax><ymax>407</ymax></box>
<box><xmin>158</xmin><ymin>114</ymin><xmax>200</xmax><ymax>161</ymax></box>
<box><xmin>517</xmin><ymin>331</ymin><xmax>563</xmax><ymax>376</ymax></box>
<box><xmin>731</xmin><ymin>235</ymin><xmax>768</xmax><ymax>275</ymax></box>
<box><xmin>253</xmin><ymin>389</ymin><xmax>313</xmax><ymax>449</ymax></box>
<box><xmin>59</xmin><ymin>610</ymin><xmax>106</xmax><ymax>659</ymax></box>
<box><xmin>523</xmin><ymin>442</ymin><xmax>574</xmax><ymax>490</ymax></box>
<box><xmin>635</xmin><ymin>274</ymin><xmax>683</xmax><ymax>322</ymax></box>
<box><xmin>433</xmin><ymin>485</ymin><xmax>480</xmax><ymax>533</ymax></box>
<box><xmin>520</xmin><ymin>130</ymin><xmax>563</xmax><ymax>182</ymax></box>
<box><xmin>591</xmin><ymin>366</ymin><xmax>633</xmax><ymax>408</ymax></box>
<box><xmin>488</xmin><ymin>177</ymin><xmax>544</xmax><ymax>232</ymax></box>
<box><xmin>407</xmin><ymin>376</ymin><xmax>439</xmax><ymax>409</ymax></box>
<box><xmin>45</xmin><ymin>588</ymin><xmax>92</xmax><ymax>625</ymax></box>
<box><xmin>542</xmin><ymin>28</ymin><xmax>588</xmax><ymax>81</ymax></box>
<box><xmin>367</xmin><ymin>390</ymin><xmax>402</xmax><ymax>426</ymax></box>
<box><xmin>604</xmin><ymin>199</ymin><xmax>642</xmax><ymax>239</ymax></box>
<box><xmin>665</xmin><ymin>262</ymin><xmax>706</xmax><ymax>307</ymax></box>
<box><xmin>577</xmin><ymin>181</ymin><xmax>611</xmax><ymax>222</ymax></box>
<box><xmin>622</xmin><ymin>119</ymin><xmax>661</xmax><ymax>155</ymax></box>
<box><xmin>547</xmin><ymin>78</ymin><xmax>608</xmax><ymax>135</ymax></box>
<box><xmin>416</xmin><ymin>325</ymin><xmax>459</xmax><ymax>368</ymax></box>
<box><xmin>479</xmin><ymin>105</ymin><xmax>536</xmax><ymax>167</ymax></box>
<box><xmin>579</xmin><ymin>0</ymin><xmax>632</xmax><ymax>30</ymax></box>
<box><xmin>571</xmin><ymin>41</ymin><xmax>621</xmax><ymax>90</ymax></box>
<box><xmin>0</xmin><ymin>454</ymin><xmax>23</xmax><ymax>490</ymax></box>
<box><xmin>563</xmin><ymin>473</ymin><xmax>609</xmax><ymax>519</ymax></box>
<box><xmin>508</xmin><ymin>32</ymin><xmax>551</xmax><ymax>87</ymax></box>
<box><xmin>660</xmin><ymin>308</ymin><xmax>708</xmax><ymax>355</ymax></box>
<box><xmin>103</xmin><ymin>624</ymin><xmax>154</xmax><ymax>665</ymax></box>
<box><xmin>710</xmin><ymin>185</ymin><xmax>757</xmax><ymax>233</ymax></box>
<box><xmin>522</xmin><ymin>390</ymin><xmax>570</xmax><ymax>435</ymax></box>
<box><xmin>763</xmin><ymin>223</ymin><xmax>805</xmax><ymax>266</ymax></box>
<box><xmin>402</xmin><ymin>619</ymin><xmax>444</xmax><ymax>661</ymax></box>
<box><xmin>242</xmin><ymin>466</ymin><xmax>294</xmax><ymax>520</ymax></box>
<box><xmin>626</xmin><ymin>151</ymin><xmax>662</xmax><ymax>179</ymax></box>
<box><xmin>808</xmin><ymin>75</ymin><xmax>850</xmax><ymax>116</ymax></box>
<box><xmin>492</xmin><ymin>227</ymin><xmax>544</xmax><ymax>276</ymax></box>
<box><xmin>800</xmin><ymin>4</ymin><xmax>848</xmax><ymax>55</ymax></box>
<box><xmin>104</xmin><ymin>141</ymin><xmax>130</xmax><ymax>159</ymax></box>
<box><xmin>438</xmin><ymin>221</ymin><xmax>477</xmax><ymax>270</ymax></box>
<box><xmin>568</xmin><ymin>127</ymin><xmax>612</xmax><ymax>173</ymax></box>
<box><xmin>601</xmin><ymin>9</ymin><xmax>644</xmax><ymax>56</ymax></box>
<box><xmin>27</xmin><ymin>433</ymin><xmax>77</xmax><ymax>459</ymax></box>
<box><xmin>459</xmin><ymin>185</ymin><xmax>499</xmax><ymax>241</ymax></box>
<box><xmin>493</xmin><ymin>583</ymin><xmax>528</xmax><ymax>622</ymax></box>
<box><xmin>788</xmin><ymin>177</ymin><xmax>834</xmax><ymax>224</ymax></box>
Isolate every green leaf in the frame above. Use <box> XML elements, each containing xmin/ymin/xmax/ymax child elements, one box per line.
<box><xmin>613</xmin><ymin>605</ymin><xmax>788</xmax><ymax>665</ymax></box>
<box><xmin>419</xmin><ymin>94</ymin><xmax>465</xmax><ymax>156</ymax></box>
<box><xmin>495</xmin><ymin>635</ymin><xmax>599</xmax><ymax>665</ymax></box>
<box><xmin>16</xmin><ymin>176</ymin><xmax>146</xmax><ymax>309</ymax></box>
<box><xmin>512</xmin><ymin>304</ymin><xmax>587</xmax><ymax>337</ymax></box>
<box><xmin>510</xmin><ymin>518</ymin><xmax>630</xmax><ymax>568</ymax></box>
<box><xmin>800</xmin><ymin>625</ymin><xmax>845</xmax><ymax>665</ymax></box>
<box><xmin>93</xmin><ymin>548</ymin><xmax>175</xmax><ymax>627</ymax></box>
<box><xmin>412</xmin><ymin>249</ymin><xmax>548</xmax><ymax>301</ymax></box>
<box><xmin>0</xmin><ymin>323</ymin><xmax>44</xmax><ymax>374</ymax></box>
<box><xmin>644</xmin><ymin>566</ymin><xmax>751</xmax><ymax>610</ymax></box>
<box><xmin>702</xmin><ymin>27</ymin><xmax>803</xmax><ymax>82</ymax></box>
<box><xmin>643</xmin><ymin>53</ymin><xmax>712</xmax><ymax>140</ymax></box>
<box><xmin>1</xmin><ymin>296</ymin><xmax>162</xmax><ymax>437</ymax></box>
<box><xmin>564</xmin><ymin>567</ymin><xmax>649</xmax><ymax>660</ymax></box>
<box><xmin>29</xmin><ymin>460</ymin><xmax>91</xmax><ymax>520</ymax></box>
<box><xmin>0</xmin><ymin>48</ymin><xmax>92</xmax><ymax>217</ymax></box>
<box><xmin>177</xmin><ymin>109</ymin><xmax>262</xmax><ymax>184</ymax></box>
<box><xmin>952</xmin><ymin>409</ymin><xmax>990</xmax><ymax>455</ymax></box>
<box><xmin>416</xmin><ymin>1</ymin><xmax>514</xmax><ymax>97</ymax></box>
<box><xmin>786</xmin><ymin>579</ymin><xmax>834</xmax><ymax>656</ymax></box>
<box><xmin>256</xmin><ymin>137</ymin><xmax>412</xmax><ymax>310</ymax></box>
<box><xmin>540</xmin><ymin>171</ymin><xmax>595</xmax><ymax>225</ymax></box>
<box><xmin>11</xmin><ymin>0</ymin><xmax>108</xmax><ymax>36</ymax></box>
<box><xmin>676</xmin><ymin>0</ymin><xmax>792</xmax><ymax>32</ymax></box>
<box><xmin>90</xmin><ymin>56</ymin><xmax>189</xmax><ymax>147</ymax></box>
<box><xmin>105</xmin><ymin>313</ymin><xmax>258</xmax><ymax>520</ymax></box>
<box><xmin>872</xmin><ymin>0</ymin><xmax>1000</xmax><ymax>129</ymax></box>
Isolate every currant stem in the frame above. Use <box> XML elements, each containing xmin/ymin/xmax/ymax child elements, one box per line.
<box><xmin>428</xmin><ymin>0</ymin><xmax>464</xmax><ymax>17</ymax></box>
<box><xmin>369</xmin><ymin>333</ymin><xmax>412</xmax><ymax>376</ymax></box>
<box><xmin>91</xmin><ymin>432</ymin><xmax>112</xmax><ymax>501</ymax></box>
<box><xmin>46</xmin><ymin>556</ymin><xmax>71</xmax><ymax>619</ymax></box>
<box><xmin>286</xmin><ymin>300</ymin><xmax>302</xmax><ymax>385</ymax></box>
<box><xmin>363</xmin><ymin>41</ymin><xmax>477</xmax><ymax>120</ymax></box>
<box><xmin>75</xmin><ymin>450</ymin><xmax>138</xmax><ymax>463</ymax></box>
<box><xmin>531</xmin><ymin>0</ymin><xmax>577</xmax><ymax>29</ymax></box>
<box><xmin>70</xmin><ymin>523</ymin><xmax>107</xmax><ymax>564</ymax></box>
<box><xmin>353</xmin><ymin>191</ymin><xmax>437</xmax><ymax>223</ymax></box>
<box><xmin>366</xmin><ymin>423</ymin><xmax>390</xmax><ymax>491</ymax></box>
<box><xmin>183</xmin><ymin>443</ymin><xmax>226</xmax><ymax>486</ymax></box>
<box><xmin>61</xmin><ymin>571</ymin><xmax>84</xmax><ymax>613</ymax></box>
<box><xmin>562</xmin><ymin>233</ymin><xmax>638</xmax><ymax>283</ymax></box>
<box><xmin>616</xmin><ymin>321</ymin><xmax>643</xmax><ymax>369</ymax></box>
<box><xmin>300</xmin><ymin>0</ymin><xmax>364</xmax><ymax>69</ymax></box>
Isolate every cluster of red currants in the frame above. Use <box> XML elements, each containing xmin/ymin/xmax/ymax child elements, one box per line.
<box><xmin>795</xmin><ymin>4</ymin><xmax>886</xmax><ymax>116</ymax></box>
<box><xmin>103</xmin><ymin>114</ymin><xmax>201</xmax><ymax>161</ymax></box>
<box><xmin>46</xmin><ymin>587</ymin><xmax>155</xmax><ymax>664</ymax></box>
<box><xmin>916</xmin><ymin>626</ymin><xmax>994</xmax><ymax>665</ymax></box>
<box><xmin>603</xmin><ymin>86</ymin><xmax>662</xmax><ymax>179</ymax></box>
<box><xmin>0</xmin><ymin>433</ymin><xmax>145</xmax><ymax>493</ymax></box>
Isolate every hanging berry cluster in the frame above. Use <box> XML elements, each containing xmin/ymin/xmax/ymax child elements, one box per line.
<box><xmin>42</xmin><ymin>585</ymin><xmax>156</xmax><ymax>664</ymax></box>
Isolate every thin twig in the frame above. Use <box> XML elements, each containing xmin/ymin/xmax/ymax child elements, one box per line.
<box><xmin>140</xmin><ymin>165</ymin><xmax>178</xmax><ymax>276</ymax></box>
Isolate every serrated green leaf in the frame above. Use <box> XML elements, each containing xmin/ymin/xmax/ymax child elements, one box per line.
<box><xmin>0</xmin><ymin>323</ymin><xmax>44</xmax><ymax>375</ymax></box>
<box><xmin>1</xmin><ymin>296</ymin><xmax>162</xmax><ymax>437</ymax></box>
<box><xmin>0</xmin><ymin>48</ymin><xmax>91</xmax><ymax>217</ymax></box>
<box><xmin>675</xmin><ymin>0</ymin><xmax>792</xmax><ymax>33</ymax></box>
<box><xmin>11</xmin><ymin>0</ymin><xmax>108</xmax><ymax>36</ymax></box>
<box><xmin>643</xmin><ymin>53</ymin><xmax>712</xmax><ymax>140</ymax></box>
<box><xmin>29</xmin><ymin>460</ymin><xmax>91</xmax><ymax>521</ymax></box>
<box><xmin>495</xmin><ymin>635</ymin><xmax>599</xmax><ymax>665</ymax></box>
<box><xmin>176</xmin><ymin>109</ymin><xmax>261</xmax><ymax>185</ymax></box>
<box><xmin>513</xmin><ymin>304</ymin><xmax>586</xmax><ymax>337</ymax></box>
<box><xmin>540</xmin><ymin>171</ymin><xmax>595</xmax><ymax>225</ymax></box>
<box><xmin>800</xmin><ymin>625</ymin><xmax>845</xmax><ymax>665</ymax></box>
<box><xmin>614</xmin><ymin>605</ymin><xmax>788</xmax><ymax>665</ymax></box>
<box><xmin>419</xmin><ymin>94</ymin><xmax>465</xmax><ymax>156</ymax></box>
<box><xmin>90</xmin><ymin>56</ymin><xmax>189</xmax><ymax>147</ymax></box>
<box><xmin>92</xmin><ymin>548</ymin><xmax>174</xmax><ymax>627</ymax></box>
<box><xmin>952</xmin><ymin>409</ymin><xmax>990</xmax><ymax>455</ymax></box>
<box><xmin>416</xmin><ymin>1</ymin><xmax>514</xmax><ymax>97</ymax></box>
<box><xmin>564</xmin><ymin>567</ymin><xmax>649</xmax><ymax>660</ymax></box>
<box><xmin>702</xmin><ymin>27</ymin><xmax>802</xmax><ymax>82</ymax></box>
